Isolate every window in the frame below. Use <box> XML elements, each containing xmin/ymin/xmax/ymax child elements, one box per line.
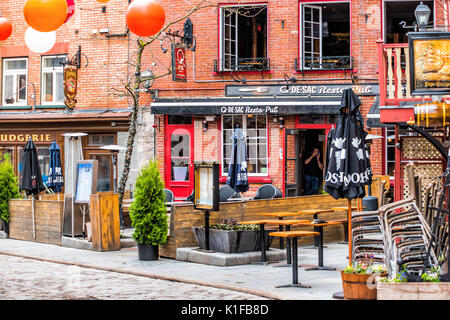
<box><xmin>299</xmin><ymin>2</ymin><xmax>351</xmax><ymax>70</ymax></box>
<box><xmin>87</xmin><ymin>134</ymin><xmax>115</xmax><ymax>146</ymax></box>
<box><xmin>219</xmin><ymin>5</ymin><xmax>268</xmax><ymax>71</ymax></box>
<box><xmin>222</xmin><ymin>115</ymin><xmax>267</xmax><ymax>176</ymax></box>
<box><xmin>2</xmin><ymin>58</ymin><xmax>28</xmax><ymax>106</ymax></box>
<box><xmin>41</xmin><ymin>56</ymin><xmax>67</xmax><ymax>105</ymax></box>
<box><xmin>18</xmin><ymin>147</ymin><xmax>50</xmax><ymax>186</ymax></box>
<box><xmin>384</xmin><ymin>1</ymin><xmax>434</xmax><ymax>44</ymax></box>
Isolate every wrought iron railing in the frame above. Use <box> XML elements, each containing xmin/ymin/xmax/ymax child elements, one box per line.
<box><xmin>214</xmin><ymin>57</ymin><xmax>270</xmax><ymax>72</ymax></box>
<box><xmin>294</xmin><ymin>56</ymin><xmax>354</xmax><ymax>71</ymax></box>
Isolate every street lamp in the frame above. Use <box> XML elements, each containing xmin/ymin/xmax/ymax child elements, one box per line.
<box><xmin>414</xmin><ymin>1</ymin><xmax>431</xmax><ymax>31</ymax></box>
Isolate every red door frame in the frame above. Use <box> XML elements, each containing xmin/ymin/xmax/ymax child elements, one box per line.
<box><xmin>164</xmin><ymin>116</ymin><xmax>194</xmax><ymax>200</ymax></box>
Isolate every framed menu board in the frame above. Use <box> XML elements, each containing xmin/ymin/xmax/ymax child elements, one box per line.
<box><xmin>75</xmin><ymin>160</ymin><xmax>98</xmax><ymax>203</ymax></box>
<box><xmin>193</xmin><ymin>161</ymin><xmax>219</xmax><ymax>211</ymax></box>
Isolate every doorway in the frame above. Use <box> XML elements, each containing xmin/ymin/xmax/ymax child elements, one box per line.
<box><xmin>284</xmin><ymin>128</ymin><xmax>326</xmax><ymax>197</ymax></box>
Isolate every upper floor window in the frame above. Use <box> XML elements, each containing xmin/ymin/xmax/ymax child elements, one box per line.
<box><xmin>218</xmin><ymin>5</ymin><xmax>268</xmax><ymax>72</ymax></box>
<box><xmin>2</xmin><ymin>58</ymin><xmax>28</xmax><ymax>106</ymax></box>
<box><xmin>298</xmin><ymin>2</ymin><xmax>351</xmax><ymax>70</ymax></box>
<box><xmin>222</xmin><ymin>115</ymin><xmax>268</xmax><ymax>176</ymax></box>
<box><xmin>384</xmin><ymin>1</ymin><xmax>434</xmax><ymax>44</ymax></box>
<box><xmin>41</xmin><ymin>56</ymin><xmax>67</xmax><ymax>105</ymax></box>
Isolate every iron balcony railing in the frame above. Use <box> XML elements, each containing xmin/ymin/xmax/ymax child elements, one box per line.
<box><xmin>294</xmin><ymin>56</ymin><xmax>354</xmax><ymax>71</ymax></box>
<box><xmin>214</xmin><ymin>57</ymin><xmax>271</xmax><ymax>72</ymax></box>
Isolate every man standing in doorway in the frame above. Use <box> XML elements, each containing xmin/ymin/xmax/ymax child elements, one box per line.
<box><xmin>303</xmin><ymin>147</ymin><xmax>323</xmax><ymax>195</ymax></box>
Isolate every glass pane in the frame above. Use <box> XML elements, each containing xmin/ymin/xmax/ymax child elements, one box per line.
<box><xmin>247</xmin><ymin>115</ymin><xmax>256</xmax><ymax>129</ymax></box>
<box><xmin>88</xmin><ymin>134</ymin><xmax>115</xmax><ymax>146</ymax></box>
<box><xmin>247</xmin><ymin>159</ymin><xmax>256</xmax><ymax>174</ymax></box>
<box><xmin>44</xmin><ymin>73</ymin><xmax>53</xmax><ymax>102</ymax></box>
<box><xmin>92</xmin><ymin>154</ymin><xmax>112</xmax><ymax>192</ymax></box>
<box><xmin>233</xmin><ymin>115</ymin><xmax>243</xmax><ymax>129</ymax></box>
<box><xmin>247</xmin><ymin>128</ymin><xmax>257</xmax><ymax>138</ymax></box>
<box><xmin>313</xmin><ymin>22</ymin><xmax>320</xmax><ymax>38</ymax></box>
<box><xmin>167</xmin><ymin>115</ymin><xmax>192</xmax><ymax>125</ymax></box>
<box><xmin>44</xmin><ymin>56</ymin><xmax>66</xmax><ymax>69</ymax></box>
<box><xmin>4</xmin><ymin>75</ymin><xmax>14</xmax><ymax>103</ymax></box>
<box><xmin>5</xmin><ymin>59</ymin><xmax>26</xmax><ymax>70</ymax></box>
<box><xmin>248</xmin><ymin>144</ymin><xmax>257</xmax><ymax>158</ymax></box>
<box><xmin>171</xmin><ymin>134</ymin><xmax>189</xmax><ymax>181</ymax></box>
<box><xmin>37</xmin><ymin>148</ymin><xmax>50</xmax><ymax>185</ymax></box>
<box><xmin>305</xmin><ymin>7</ymin><xmax>311</xmax><ymax>21</ymax></box>
<box><xmin>223</xmin><ymin>116</ymin><xmax>233</xmax><ymax>129</ymax></box>
<box><xmin>56</xmin><ymin>72</ymin><xmax>64</xmax><ymax>102</ymax></box>
<box><xmin>256</xmin><ymin>115</ymin><xmax>266</xmax><ymax>129</ymax></box>
<box><xmin>17</xmin><ymin>74</ymin><xmax>27</xmax><ymax>101</ymax></box>
<box><xmin>258</xmin><ymin>159</ymin><xmax>268</xmax><ymax>174</ymax></box>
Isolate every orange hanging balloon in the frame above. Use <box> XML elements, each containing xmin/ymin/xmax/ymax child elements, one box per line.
<box><xmin>24</xmin><ymin>0</ymin><xmax>68</xmax><ymax>32</ymax></box>
<box><xmin>96</xmin><ymin>0</ymin><xmax>110</xmax><ymax>2</ymax></box>
<box><xmin>0</xmin><ymin>18</ymin><xmax>13</xmax><ymax>41</ymax></box>
<box><xmin>126</xmin><ymin>0</ymin><xmax>165</xmax><ymax>37</ymax></box>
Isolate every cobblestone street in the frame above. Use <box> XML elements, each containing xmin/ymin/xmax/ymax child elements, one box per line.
<box><xmin>0</xmin><ymin>254</ymin><xmax>266</xmax><ymax>300</ymax></box>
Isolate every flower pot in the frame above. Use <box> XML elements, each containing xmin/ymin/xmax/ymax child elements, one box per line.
<box><xmin>192</xmin><ymin>227</ymin><xmax>273</xmax><ymax>253</ymax></box>
<box><xmin>137</xmin><ymin>243</ymin><xmax>159</xmax><ymax>261</ymax></box>
<box><xmin>341</xmin><ymin>270</ymin><xmax>387</xmax><ymax>300</ymax></box>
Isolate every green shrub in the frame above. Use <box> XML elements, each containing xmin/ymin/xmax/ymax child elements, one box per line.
<box><xmin>129</xmin><ymin>160</ymin><xmax>168</xmax><ymax>246</ymax></box>
<box><xmin>0</xmin><ymin>153</ymin><xmax>20</xmax><ymax>223</ymax></box>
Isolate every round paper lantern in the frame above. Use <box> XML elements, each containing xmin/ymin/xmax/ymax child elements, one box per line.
<box><xmin>65</xmin><ymin>0</ymin><xmax>75</xmax><ymax>23</ymax></box>
<box><xmin>25</xmin><ymin>27</ymin><xmax>56</xmax><ymax>53</ymax></box>
<box><xmin>126</xmin><ymin>0</ymin><xmax>165</xmax><ymax>37</ymax></box>
<box><xmin>0</xmin><ymin>18</ymin><xmax>13</xmax><ymax>41</ymax></box>
<box><xmin>23</xmin><ymin>0</ymin><xmax>68</xmax><ymax>32</ymax></box>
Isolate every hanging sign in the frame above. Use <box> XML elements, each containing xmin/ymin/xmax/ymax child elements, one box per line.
<box><xmin>64</xmin><ymin>66</ymin><xmax>78</xmax><ymax>109</ymax></box>
<box><xmin>172</xmin><ymin>44</ymin><xmax>187</xmax><ymax>82</ymax></box>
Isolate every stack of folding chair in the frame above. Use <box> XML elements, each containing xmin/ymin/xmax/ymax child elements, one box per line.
<box><xmin>383</xmin><ymin>199</ymin><xmax>438</xmax><ymax>277</ymax></box>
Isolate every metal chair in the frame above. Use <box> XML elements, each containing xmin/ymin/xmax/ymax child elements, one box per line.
<box><xmin>253</xmin><ymin>184</ymin><xmax>282</xmax><ymax>200</ymax></box>
<box><xmin>164</xmin><ymin>188</ymin><xmax>174</xmax><ymax>203</ymax></box>
<box><xmin>219</xmin><ymin>185</ymin><xmax>241</xmax><ymax>202</ymax></box>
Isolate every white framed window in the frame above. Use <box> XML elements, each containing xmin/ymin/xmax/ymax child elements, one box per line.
<box><xmin>299</xmin><ymin>1</ymin><xmax>351</xmax><ymax>70</ymax></box>
<box><xmin>2</xmin><ymin>58</ymin><xmax>28</xmax><ymax>106</ymax></box>
<box><xmin>222</xmin><ymin>114</ymin><xmax>268</xmax><ymax>176</ymax></box>
<box><xmin>41</xmin><ymin>55</ymin><xmax>67</xmax><ymax>105</ymax></box>
<box><xmin>219</xmin><ymin>4</ymin><xmax>268</xmax><ymax>71</ymax></box>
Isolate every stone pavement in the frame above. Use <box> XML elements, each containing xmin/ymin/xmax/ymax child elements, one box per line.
<box><xmin>0</xmin><ymin>236</ymin><xmax>349</xmax><ymax>300</ymax></box>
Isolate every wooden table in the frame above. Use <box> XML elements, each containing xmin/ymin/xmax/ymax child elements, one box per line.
<box><xmin>239</xmin><ymin>219</ymin><xmax>310</xmax><ymax>265</ymax></box>
<box><xmin>260</xmin><ymin>212</ymin><xmax>305</xmax><ymax>249</ymax></box>
<box><xmin>290</xmin><ymin>221</ymin><xmax>342</xmax><ymax>271</ymax></box>
<box><xmin>269</xmin><ymin>230</ymin><xmax>320</xmax><ymax>288</ymax></box>
<box><xmin>296</xmin><ymin>209</ymin><xmax>334</xmax><ymax>247</ymax></box>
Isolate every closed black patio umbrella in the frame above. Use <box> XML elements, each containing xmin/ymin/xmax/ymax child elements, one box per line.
<box><xmin>226</xmin><ymin>126</ymin><xmax>249</xmax><ymax>194</ymax></box>
<box><xmin>48</xmin><ymin>140</ymin><xmax>64</xmax><ymax>195</ymax></box>
<box><xmin>324</xmin><ymin>88</ymin><xmax>373</xmax><ymax>262</ymax></box>
<box><xmin>20</xmin><ymin>137</ymin><xmax>45</xmax><ymax>239</ymax></box>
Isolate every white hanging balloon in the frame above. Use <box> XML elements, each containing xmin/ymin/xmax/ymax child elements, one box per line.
<box><xmin>25</xmin><ymin>27</ymin><xmax>56</xmax><ymax>53</ymax></box>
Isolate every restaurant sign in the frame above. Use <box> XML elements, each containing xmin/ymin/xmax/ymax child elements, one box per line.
<box><xmin>64</xmin><ymin>66</ymin><xmax>78</xmax><ymax>109</ymax></box>
<box><xmin>0</xmin><ymin>133</ymin><xmax>54</xmax><ymax>143</ymax></box>
<box><xmin>225</xmin><ymin>83</ymin><xmax>379</xmax><ymax>97</ymax></box>
<box><xmin>172</xmin><ymin>44</ymin><xmax>187</xmax><ymax>82</ymax></box>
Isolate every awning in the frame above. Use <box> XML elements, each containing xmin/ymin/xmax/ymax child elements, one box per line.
<box><xmin>366</xmin><ymin>96</ymin><xmax>394</xmax><ymax>129</ymax></box>
<box><xmin>150</xmin><ymin>97</ymin><xmax>342</xmax><ymax>115</ymax></box>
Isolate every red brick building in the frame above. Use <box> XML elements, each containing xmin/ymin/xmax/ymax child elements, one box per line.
<box><xmin>148</xmin><ymin>0</ymin><xmax>450</xmax><ymax>201</ymax></box>
<box><xmin>1</xmin><ymin>0</ymin><xmax>449</xmax><ymax>201</ymax></box>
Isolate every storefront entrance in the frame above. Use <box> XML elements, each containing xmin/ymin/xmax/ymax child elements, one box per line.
<box><xmin>164</xmin><ymin>116</ymin><xmax>194</xmax><ymax>201</ymax></box>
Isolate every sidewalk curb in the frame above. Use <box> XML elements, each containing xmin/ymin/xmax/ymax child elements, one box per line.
<box><xmin>0</xmin><ymin>250</ymin><xmax>284</xmax><ymax>300</ymax></box>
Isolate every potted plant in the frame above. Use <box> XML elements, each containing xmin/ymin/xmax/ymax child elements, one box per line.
<box><xmin>129</xmin><ymin>160</ymin><xmax>168</xmax><ymax>261</ymax></box>
<box><xmin>0</xmin><ymin>153</ymin><xmax>20</xmax><ymax>235</ymax></box>
<box><xmin>341</xmin><ymin>254</ymin><xmax>387</xmax><ymax>300</ymax></box>
<box><xmin>192</xmin><ymin>218</ymin><xmax>273</xmax><ymax>253</ymax></box>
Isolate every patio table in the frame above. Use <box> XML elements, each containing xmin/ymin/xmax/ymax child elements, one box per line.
<box><xmin>260</xmin><ymin>211</ymin><xmax>305</xmax><ymax>249</ymax></box>
<box><xmin>239</xmin><ymin>219</ymin><xmax>310</xmax><ymax>265</ymax></box>
<box><xmin>289</xmin><ymin>220</ymin><xmax>343</xmax><ymax>271</ymax></box>
<box><xmin>296</xmin><ymin>209</ymin><xmax>334</xmax><ymax>247</ymax></box>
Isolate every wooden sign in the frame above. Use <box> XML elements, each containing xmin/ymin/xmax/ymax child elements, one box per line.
<box><xmin>409</xmin><ymin>32</ymin><xmax>450</xmax><ymax>95</ymax></box>
<box><xmin>64</xmin><ymin>66</ymin><xmax>78</xmax><ymax>109</ymax></box>
<box><xmin>172</xmin><ymin>44</ymin><xmax>187</xmax><ymax>82</ymax></box>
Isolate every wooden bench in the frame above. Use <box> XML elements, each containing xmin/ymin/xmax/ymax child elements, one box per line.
<box><xmin>269</xmin><ymin>231</ymin><xmax>319</xmax><ymax>288</ymax></box>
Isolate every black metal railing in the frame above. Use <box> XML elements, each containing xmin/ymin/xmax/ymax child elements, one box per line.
<box><xmin>214</xmin><ymin>57</ymin><xmax>270</xmax><ymax>72</ymax></box>
<box><xmin>294</xmin><ymin>56</ymin><xmax>353</xmax><ymax>71</ymax></box>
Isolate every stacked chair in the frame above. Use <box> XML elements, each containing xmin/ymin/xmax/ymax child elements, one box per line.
<box><xmin>351</xmin><ymin>197</ymin><xmax>440</xmax><ymax>278</ymax></box>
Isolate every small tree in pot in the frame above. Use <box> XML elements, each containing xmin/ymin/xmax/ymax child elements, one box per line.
<box><xmin>129</xmin><ymin>159</ymin><xmax>168</xmax><ymax>260</ymax></box>
<box><xmin>0</xmin><ymin>153</ymin><xmax>20</xmax><ymax>234</ymax></box>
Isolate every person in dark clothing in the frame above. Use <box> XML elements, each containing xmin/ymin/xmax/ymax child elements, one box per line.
<box><xmin>303</xmin><ymin>147</ymin><xmax>324</xmax><ymax>195</ymax></box>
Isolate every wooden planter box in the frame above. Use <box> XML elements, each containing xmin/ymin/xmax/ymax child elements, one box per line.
<box><xmin>192</xmin><ymin>227</ymin><xmax>273</xmax><ymax>253</ymax></box>
<box><xmin>377</xmin><ymin>282</ymin><xmax>450</xmax><ymax>300</ymax></box>
<box><xmin>9</xmin><ymin>199</ymin><xmax>64</xmax><ymax>246</ymax></box>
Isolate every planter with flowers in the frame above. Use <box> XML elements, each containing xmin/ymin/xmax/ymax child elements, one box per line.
<box><xmin>341</xmin><ymin>255</ymin><xmax>387</xmax><ymax>300</ymax></box>
<box><xmin>377</xmin><ymin>263</ymin><xmax>450</xmax><ymax>300</ymax></box>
